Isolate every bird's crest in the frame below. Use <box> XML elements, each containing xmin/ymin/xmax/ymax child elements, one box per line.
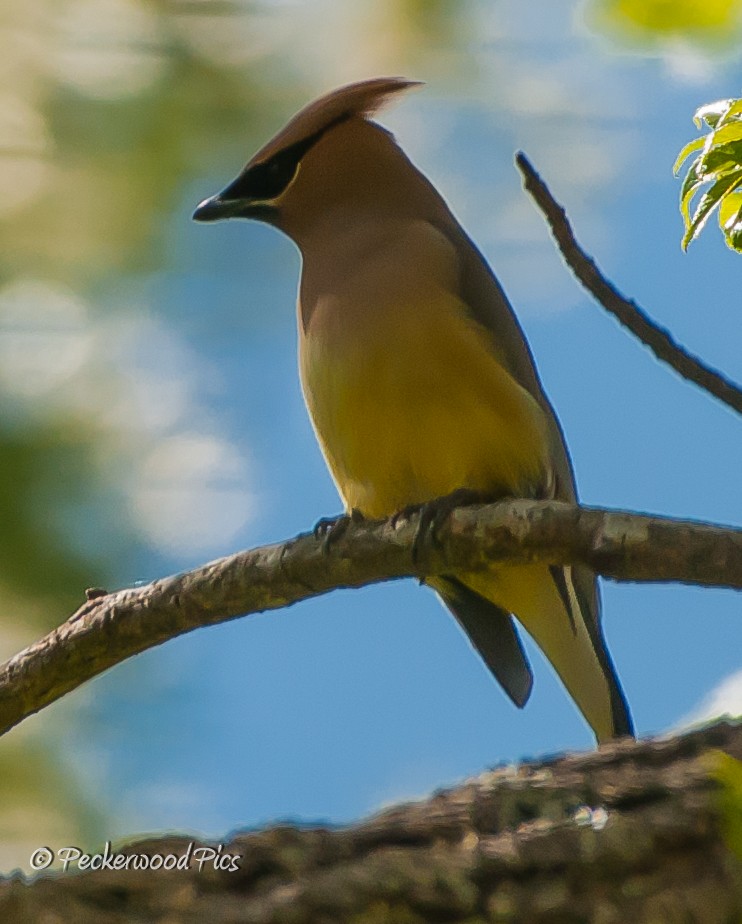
<box><xmin>248</xmin><ymin>77</ymin><xmax>423</xmax><ymax>167</ymax></box>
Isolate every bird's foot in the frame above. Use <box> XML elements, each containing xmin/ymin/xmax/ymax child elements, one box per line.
<box><xmin>393</xmin><ymin>488</ymin><xmax>492</xmax><ymax>565</ymax></box>
<box><xmin>313</xmin><ymin>509</ymin><xmax>364</xmax><ymax>554</ymax></box>
<box><xmin>389</xmin><ymin>502</ymin><xmax>424</xmax><ymax>531</ymax></box>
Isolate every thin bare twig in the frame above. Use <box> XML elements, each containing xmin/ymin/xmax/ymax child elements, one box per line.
<box><xmin>0</xmin><ymin>499</ymin><xmax>740</xmax><ymax>739</ymax></box>
<box><xmin>516</xmin><ymin>151</ymin><xmax>742</xmax><ymax>417</ymax></box>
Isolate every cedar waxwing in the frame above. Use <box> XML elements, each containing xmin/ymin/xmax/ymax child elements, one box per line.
<box><xmin>193</xmin><ymin>77</ymin><xmax>633</xmax><ymax>744</ymax></box>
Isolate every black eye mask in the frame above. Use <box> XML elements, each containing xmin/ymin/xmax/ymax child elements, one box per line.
<box><xmin>221</xmin><ymin>113</ymin><xmax>351</xmax><ymax>203</ymax></box>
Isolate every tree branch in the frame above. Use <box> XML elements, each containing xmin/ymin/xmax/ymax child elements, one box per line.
<box><xmin>5</xmin><ymin>720</ymin><xmax>742</xmax><ymax>920</ymax></box>
<box><xmin>516</xmin><ymin>151</ymin><xmax>742</xmax><ymax>417</ymax></box>
<box><xmin>0</xmin><ymin>499</ymin><xmax>740</xmax><ymax>739</ymax></box>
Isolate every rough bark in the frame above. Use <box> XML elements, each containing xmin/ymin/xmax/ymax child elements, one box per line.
<box><xmin>3</xmin><ymin>720</ymin><xmax>741</xmax><ymax>922</ymax></box>
<box><xmin>0</xmin><ymin>500</ymin><xmax>740</xmax><ymax>739</ymax></box>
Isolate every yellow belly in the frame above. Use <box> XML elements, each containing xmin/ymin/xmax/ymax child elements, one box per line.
<box><xmin>298</xmin><ymin>239</ymin><xmax>621</xmax><ymax>744</ymax></box>
<box><xmin>299</xmin><ymin>291</ymin><xmax>551</xmax><ymax>518</ymax></box>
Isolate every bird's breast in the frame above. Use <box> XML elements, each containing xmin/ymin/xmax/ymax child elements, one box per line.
<box><xmin>298</xmin><ymin>227</ymin><xmax>551</xmax><ymax>518</ymax></box>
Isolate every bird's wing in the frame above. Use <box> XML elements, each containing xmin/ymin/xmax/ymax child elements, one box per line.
<box><xmin>431</xmin><ymin>218</ymin><xmax>633</xmax><ymax>740</ymax></box>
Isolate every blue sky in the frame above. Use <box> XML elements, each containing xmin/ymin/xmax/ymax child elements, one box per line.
<box><xmin>16</xmin><ymin>0</ymin><xmax>742</xmax><ymax>850</ymax></box>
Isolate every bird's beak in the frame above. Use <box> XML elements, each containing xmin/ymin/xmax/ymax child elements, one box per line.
<box><xmin>193</xmin><ymin>192</ymin><xmax>278</xmax><ymax>223</ymax></box>
<box><xmin>192</xmin><ymin>193</ymin><xmax>242</xmax><ymax>223</ymax></box>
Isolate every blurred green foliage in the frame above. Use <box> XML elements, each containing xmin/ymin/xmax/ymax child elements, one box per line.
<box><xmin>0</xmin><ymin>0</ymin><xmax>277</xmax><ymax>871</ymax></box>
<box><xmin>674</xmin><ymin>97</ymin><xmax>742</xmax><ymax>252</ymax></box>
<box><xmin>587</xmin><ymin>0</ymin><xmax>742</xmax><ymax>48</ymax></box>
<box><xmin>0</xmin><ymin>0</ymin><xmax>477</xmax><ymax>873</ymax></box>
<box><xmin>0</xmin><ymin>425</ymin><xmax>100</xmax><ymax>605</ymax></box>
<box><xmin>0</xmin><ymin>736</ymin><xmax>105</xmax><ymax>870</ymax></box>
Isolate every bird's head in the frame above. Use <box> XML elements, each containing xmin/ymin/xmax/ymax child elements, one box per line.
<box><xmin>193</xmin><ymin>77</ymin><xmax>425</xmax><ymax>246</ymax></box>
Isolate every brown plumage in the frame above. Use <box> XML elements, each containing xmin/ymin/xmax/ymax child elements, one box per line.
<box><xmin>194</xmin><ymin>78</ymin><xmax>633</xmax><ymax>744</ymax></box>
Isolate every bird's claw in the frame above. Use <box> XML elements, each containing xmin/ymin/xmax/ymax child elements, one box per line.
<box><xmin>393</xmin><ymin>489</ymin><xmax>491</xmax><ymax>565</ymax></box>
<box><xmin>390</xmin><ymin>503</ymin><xmax>423</xmax><ymax>530</ymax></box>
<box><xmin>313</xmin><ymin>509</ymin><xmax>363</xmax><ymax>554</ymax></box>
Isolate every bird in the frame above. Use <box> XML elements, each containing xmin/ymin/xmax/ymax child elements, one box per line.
<box><xmin>193</xmin><ymin>77</ymin><xmax>633</xmax><ymax>744</ymax></box>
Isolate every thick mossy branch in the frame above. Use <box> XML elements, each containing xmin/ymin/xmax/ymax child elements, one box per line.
<box><xmin>3</xmin><ymin>721</ymin><xmax>742</xmax><ymax>921</ymax></box>
<box><xmin>0</xmin><ymin>499</ymin><xmax>739</xmax><ymax>739</ymax></box>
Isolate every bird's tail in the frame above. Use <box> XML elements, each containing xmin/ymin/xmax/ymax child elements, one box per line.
<box><xmin>462</xmin><ymin>563</ymin><xmax>632</xmax><ymax>744</ymax></box>
<box><xmin>433</xmin><ymin>576</ymin><xmax>534</xmax><ymax>709</ymax></box>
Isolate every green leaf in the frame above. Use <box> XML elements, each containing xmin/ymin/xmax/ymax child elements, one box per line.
<box><xmin>680</xmin><ymin>163</ymin><xmax>716</xmax><ymax>227</ymax></box>
<box><xmin>719</xmin><ymin>189</ymin><xmax>742</xmax><ymax>252</ymax></box>
<box><xmin>727</xmin><ymin>222</ymin><xmax>742</xmax><ymax>251</ymax></box>
<box><xmin>673</xmin><ymin>135</ymin><xmax>705</xmax><ymax>174</ymax></box>
<box><xmin>719</xmin><ymin>188</ymin><xmax>742</xmax><ymax>227</ymax></box>
<box><xmin>694</xmin><ymin>98</ymin><xmax>735</xmax><ymax>129</ymax></box>
<box><xmin>682</xmin><ymin>169</ymin><xmax>742</xmax><ymax>250</ymax></box>
<box><xmin>716</xmin><ymin>97</ymin><xmax>742</xmax><ymax>128</ymax></box>
<box><xmin>680</xmin><ymin>161</ymin><xmax>742</xmax><ymax>229</ymax></box>
<box><xmin>700</xmin><ymin>140</ymin><xmax>742</xmax><ymax>176</ymax></box>
<box><xmin>706</xmin><ymin>120</ymin><xmax>742</xmax><ymax>149</ymax></box>
<box><xmin>677</xmin><ymin>98</ymin><xmax>742</xmax><ymax>250</ymax></box>
<box><xmin>679</xmin><ymin>155</ymin><xmax>703</xmax><ymax>214</ymax></box>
